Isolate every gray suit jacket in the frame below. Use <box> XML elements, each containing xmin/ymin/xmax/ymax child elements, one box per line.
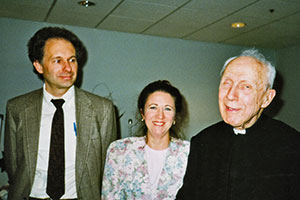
<box><xmin>4</xmin><ymin>87</ymin><xmax>117</xmax><ymax>200</ymax></box>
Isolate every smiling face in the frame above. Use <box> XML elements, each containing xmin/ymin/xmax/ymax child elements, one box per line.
<box><xmin>218</xmin><ymin>56</ymin><xmax>276</xmax><ymax>129</ymax></box>
<box><xmin>141</xmin><ymin>91</ymin><xmax>176</xmax><ymax>140</ymax></box>
<box><xmin>33</xmin><ymin>38</ymin><xmax>78</xmax><ymax>97</ymax></box>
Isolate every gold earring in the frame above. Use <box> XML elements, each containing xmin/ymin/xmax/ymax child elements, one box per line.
<box><xmin>141</xmin><ymin>119</ymin><xmax>144</xmax><ymax>122</ymax></box>
<box><xmin>173</xmin><ymin>121</ymin><xmax>176</xmax><ymax>125</ymax></box>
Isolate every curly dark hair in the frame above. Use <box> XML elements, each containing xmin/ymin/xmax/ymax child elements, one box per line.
<box><xmin>136</xmin><ymin>80</ymin><xmax>187</xmax><ymax>139</ymax></box>
<box><xmin>27</xmin><ymin>26</ymin><xmax>87</xmax><ymax>79</ymax></box>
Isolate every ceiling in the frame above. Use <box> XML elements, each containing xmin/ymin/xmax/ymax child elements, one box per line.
<box><xmin>1</xmin><ymin>0</ymin><xmax>300</xmax><ymax>49</ymax></box>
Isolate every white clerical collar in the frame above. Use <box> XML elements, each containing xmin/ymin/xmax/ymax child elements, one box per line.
<box><xmin>233</xmin><ymin>128</ymin><xmax>246</xmax><ymax>135</ymax></box>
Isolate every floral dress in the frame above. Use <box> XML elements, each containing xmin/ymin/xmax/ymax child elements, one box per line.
<box><xmin>101</xmin><ymin>136</ymin><xmax>190</xmax><ymax>200</ymax></box>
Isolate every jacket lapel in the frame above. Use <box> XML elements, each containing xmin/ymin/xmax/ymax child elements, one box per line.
<box><xmin>159</xmin><ymin>138</ymin><xmax>180</xmax><ymax>187</ymax></box>
<box><xmin>24</xmin><ymin>89</ymin><xmax>43</xmax><ymax>184</ymax></box>
<box><xmin>74</xmin><ymin>88</ymin><xmax>93</xmax><ymax>185</ymax></box>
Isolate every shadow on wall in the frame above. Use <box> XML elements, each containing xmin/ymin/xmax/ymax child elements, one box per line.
<box><xmin>264</xmin><ymin>71</ymin><xmax>284</xmax><ymax>117</ymax></box>
<box><xmin>179</xmin><ymin>95</ymin><xmax>190</xmax><ymax>140</ymax></box>
<box><xmin>114</xmin><ymin>106</ymin><xmax>122</xmax><ymax>140</ymax></box>
<box><xmin>74</xmin><ymin>43</ymin><xmax>88</xmax><ymax>88</ymax></box>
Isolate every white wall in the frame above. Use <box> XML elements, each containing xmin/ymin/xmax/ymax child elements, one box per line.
<box><xmin>0</xmin><ymin>17</ymin><xmax>281</xmax><ymax>186</ymax></box>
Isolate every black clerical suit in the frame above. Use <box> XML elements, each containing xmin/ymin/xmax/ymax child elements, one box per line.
<box><xmin>176</xmin><ymin>114</ymin><xmax>300</xmax><ymax>200</ymax></box>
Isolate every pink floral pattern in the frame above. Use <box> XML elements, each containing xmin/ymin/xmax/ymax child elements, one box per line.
<box><xmin>102</xmin><ymin>137</ymin><xmax>190</xmax><ymax>200</ymax></box>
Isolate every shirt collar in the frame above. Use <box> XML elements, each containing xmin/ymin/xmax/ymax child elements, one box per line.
<box><xmin>43</xmin><ymin>84</ymin><xmax>75</xmax><ymax>104</ymax></box>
